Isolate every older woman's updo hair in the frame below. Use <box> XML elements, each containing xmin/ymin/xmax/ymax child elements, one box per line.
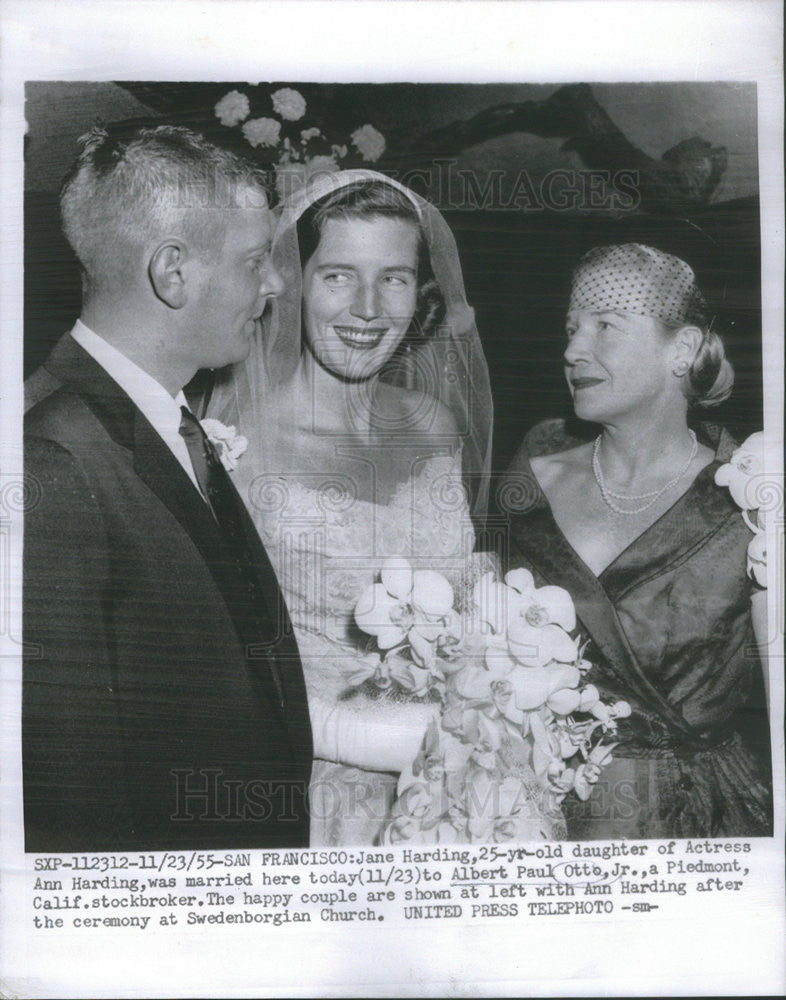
<box><xmin>569</xmin><ymin>243</ymin><xmax>734</xmax><ymax>408</ymax></box>
<box><xmin>659</xmin><ymin>291</ymin><xmax>735</xmax><ymax>409</ymax></box>
<box><xmin>296</xmin><ymin>178</ymin><xmax>446</xmax><ymax>338</ymax></box>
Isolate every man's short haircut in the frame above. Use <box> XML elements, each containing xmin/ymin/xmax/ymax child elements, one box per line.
<box><xmin>60</xmin><ymin>123</ymin><xmax>269</xmax><ymax>290</ymax></box>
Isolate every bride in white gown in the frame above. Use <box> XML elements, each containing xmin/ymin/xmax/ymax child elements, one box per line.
<box><xmin>208</xmin><ymin>170</ymin><xmax>493</xmax><ymax>844</ymax></box>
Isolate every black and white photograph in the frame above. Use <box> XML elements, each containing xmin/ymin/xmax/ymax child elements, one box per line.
<box><xmin>1</xmin><ymin>2</ymin><xmax>783</xmax><ymax>997</ymax></box>
<box><xmin>20</xmin><ymin>77</ymin><xmax>774</xmax><ymax>850</ymax></box>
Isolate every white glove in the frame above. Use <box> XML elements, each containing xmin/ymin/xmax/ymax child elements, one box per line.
<box><xmin>310</xmin><ymin>695</ymin><xmax>439</xmax><ymax>772</ymax></box>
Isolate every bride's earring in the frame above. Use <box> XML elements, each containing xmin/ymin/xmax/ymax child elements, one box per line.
<box><xmin>672</xmin><ymin>361</ymin><xmax>689</xmax><ymax>377</ymax></box>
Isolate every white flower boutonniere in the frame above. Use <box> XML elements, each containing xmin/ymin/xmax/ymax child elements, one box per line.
<box><xmin>200</xmin><ymin>419</ymin><xmax>248</xmax><ymax>473</ymax></box>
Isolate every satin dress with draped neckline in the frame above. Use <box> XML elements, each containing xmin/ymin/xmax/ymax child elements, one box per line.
<box><xmin>505</xmin><ymin>426</ymin><xmax>772</xmax><ymax>839</ymax></box>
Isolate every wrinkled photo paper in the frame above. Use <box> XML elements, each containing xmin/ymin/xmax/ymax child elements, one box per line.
<box><xmin>1</xmin><ymin>1</ymin><xmax>783</xmax><ymax>997</ymax></box>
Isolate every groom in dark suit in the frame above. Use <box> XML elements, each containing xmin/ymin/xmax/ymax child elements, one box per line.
<box><xmin>24</xmin><ymin>124</ymin><xmax>313</xmax><ymax>852</ymax></box>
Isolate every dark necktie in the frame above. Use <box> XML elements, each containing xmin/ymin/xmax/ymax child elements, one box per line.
<box><xmin>178</xmin><ymin>406</ymin><xmax>285</xmax><ymax>707</ymax></box>
<box><xmin>178</xmin><ymin>406</ymin><xmax>242</xmax><ymax>534</ymax></box>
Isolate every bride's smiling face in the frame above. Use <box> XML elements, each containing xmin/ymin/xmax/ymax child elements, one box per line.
<box><xmin>302</xmin><ymin>215</ymin><xmax>419</xmax><ymax>380</ymax></box>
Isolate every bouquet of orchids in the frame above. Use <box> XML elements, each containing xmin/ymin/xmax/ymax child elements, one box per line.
<box><xmin>352</xmin><ymin>559</ymin><xmax>630</xmax><ymax>844</ymax></box>
<box><xmin>714</xmin><ymin>431</ymin><xmax>769</xmax><ymax>588</ymax></box>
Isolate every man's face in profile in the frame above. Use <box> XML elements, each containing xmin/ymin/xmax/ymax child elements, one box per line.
<box><xmin>187</xmin><ymin>194</ymin><xmax>283</xmax><ymax>371</ymax></box>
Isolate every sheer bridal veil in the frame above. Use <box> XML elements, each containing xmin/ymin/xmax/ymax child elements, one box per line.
<box><xmin>207</xmin><ymin>168</ymin><xmax>493</xmax><ymax>525</ymax></box>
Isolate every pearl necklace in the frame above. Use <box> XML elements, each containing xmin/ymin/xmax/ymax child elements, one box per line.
<box><xmin>592</xmin><ymin>430</ymin><xmax>698</xmax><ymax>515</ymax></box>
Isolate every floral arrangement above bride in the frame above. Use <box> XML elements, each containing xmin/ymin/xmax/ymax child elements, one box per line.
<box><xmin>214</xmin><ymin>87</ymin><xmax>386</xmax><ymax>199</ymax></box>
<box><xmin>352</xmin><ymin>559</ymin><xmax>629</xmax><ymax>843</ymax></box>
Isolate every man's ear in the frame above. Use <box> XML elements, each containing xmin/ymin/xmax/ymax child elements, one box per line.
<box><xmin>149</xmin><ymin>241</ymin><xmax>189</xmax><ymax>309</ymax></box>
<box><xmin>670</xmin><ymin>324</ymin><xmax>704</xmax><ymax>371</ymax></box>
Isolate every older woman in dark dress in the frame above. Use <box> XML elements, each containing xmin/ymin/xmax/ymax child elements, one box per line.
<box><xmin>505</xmin><ymin>244</ymin><xmax>771</xmax><ymax>840</ymax></box>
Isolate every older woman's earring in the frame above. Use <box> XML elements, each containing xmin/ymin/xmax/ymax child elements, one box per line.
<box><xmin>673</xmin><ymin>361</ymin><xmax>689</xmax><ymax>377</ymax></box>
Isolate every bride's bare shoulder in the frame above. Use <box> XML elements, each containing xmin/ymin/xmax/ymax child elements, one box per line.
<box><xmin>375</xmin><ymin>383</ymin><xmax>459</xmax><ymax>440</ymax></box>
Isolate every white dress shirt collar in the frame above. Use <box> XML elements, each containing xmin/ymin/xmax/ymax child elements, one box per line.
<box><xmin>70</xmin><ymin>319</ymin><xmax>202</xmax><ymax>494</ymax></box>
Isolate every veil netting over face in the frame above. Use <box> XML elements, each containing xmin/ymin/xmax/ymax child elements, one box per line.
<box><xmin>207</xmin><ymin>168</ymin><xmax>493</xmax><ymax>525</ymax></box>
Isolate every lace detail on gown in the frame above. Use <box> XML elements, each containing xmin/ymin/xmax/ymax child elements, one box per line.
<box><xmin>253</xmin><ymin>454</ymin><xmax>476</xmax><ymax>698</ymax></box>
<box><xmin>253</xmin><ymin>454</ymin><xmax>563</xmax><ymax>844</ymax></box>
<box><xmin>252</xmin><ymin>455</ymin><xmax>473</xmax><ymax>844</ymax></box>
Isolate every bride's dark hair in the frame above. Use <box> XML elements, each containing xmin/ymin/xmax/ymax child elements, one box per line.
<box><xmin>296</xmin><ymin>178</ymin><xmax>446</xmax><ymax>338</ymax></box>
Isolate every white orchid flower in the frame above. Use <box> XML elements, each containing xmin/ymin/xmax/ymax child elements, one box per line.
<box><xmin>714</xmin><ymin>431</ymin><xmax>765</xmax><ymax>510</ymax></box>
<box><xmin>466</xmin><ymin>772</ymin><xmax>539</xmax><ymax>843</ymax></box>
<box><xmin>454</xmin><ymin>654</ymin><xmax>524</xmax><ymax>725</ymax></box>
<box><xmin>507</xmin><ymin>619</ymin><xmax>578</xmax><ymax>668</ymax></box>
<box><xmin>747</xmin><ymin>532</ymin><xmax>767</xmax><ymax>587</ymax></box>
<box><xmin>546</xmin><ymin>687</ymin><xmax>582</xmax><ymax>715</ymax></box>
<box><xmin>504</xmin><ymin>567</ymin><xmax>577</xmax><ymax>632</ymax></box>
<box><xmin>354</xmin><ymin>582</ymin><xmax>408</xmax><ymax>648</ymax></box>
<box><xmin>461</xmin><ymin>649</ymin><xmax>583</xmax><ymax>721</ymax></box>
<box><xmin>591</xmin><ymin>699</ymin><xmax>632</xmax><ymax>727</ymax></box>
<box><xmin>573</xmin><ymin>762</ymin><xmax>602</xmax><ymax>800</ymax></box>
<box><xmin>508</xmin><ymin>661</ymin><xmax>582</xmax><ymax>712</ymax></box>
<box><xmin>355</xmin><ymin>557</ymin><xmax>454</xmax><ymax>650</ymax></box>
<box><xmin>410</xmin><ymin>570</ymin><xmax>455</xmax><ymax>618</ymax></box>
<box><xmin>390</xmin><ymin>657</ymin><xmax>437</xmax><ymax>698</ymax></box>
<box><xmin>529</xmin><ymin>710</ymin><xmax>562</xmax><ymax>772</ymax></box>
<box><xmin>470</xmin><ymin>572</ymin><xmax>521</xmax><ymax>634</ymax></box>
<box><xmin>343</xmin><ymin>651</ymin><xmax>387</xmax><ymax>689</ymax></box>
<box><xmin>573</xmin><ymin>742</ymin><xmax>617</xmax><ymax>800</ymax></box>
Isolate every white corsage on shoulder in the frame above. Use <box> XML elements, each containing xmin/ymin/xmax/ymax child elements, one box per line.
<box><xmin>714</xmin><ymin>431</ymin><xmax>768</xmax><ymax>587</ymax></box>
<box><xmin>200</xmin><ymin>419</ymin><xmax>248</xmax><ymax>473</ymax></box>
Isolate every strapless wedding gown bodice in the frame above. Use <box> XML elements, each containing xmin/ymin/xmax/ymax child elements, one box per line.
<box><xmin>251</xmin><ymin>454</ymin><xmax>476</xmax><ymax>844</ymax></box>
<box><xmin>253</xmin><ymin>454</ymin><xmax>475</xmax><ymax>692</ymax></box>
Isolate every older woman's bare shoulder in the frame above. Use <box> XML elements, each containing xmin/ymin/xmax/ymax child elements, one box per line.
<box><xmin>531</xmin><ymin>442</ymin><xmax>593</xmax><ymax>490</ymax></box>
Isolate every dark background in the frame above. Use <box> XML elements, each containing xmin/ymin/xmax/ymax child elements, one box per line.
<box><xmin>24</xmin><ymin>82</ymin><xmax>762</xmax><ymax>471</ymax></box>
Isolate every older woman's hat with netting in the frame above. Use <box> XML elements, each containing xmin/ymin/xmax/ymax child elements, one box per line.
<box><xmin>569</xmin><ymin>243</ymin><xmax>709</xmax><ymax>326</ymax></box>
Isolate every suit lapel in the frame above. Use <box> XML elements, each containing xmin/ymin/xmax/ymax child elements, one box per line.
<box><xmin>132</xmin><ymin>413</ymin><xmax>295</xmax><ymax>719</ymax></box>
<box><xmin>41</xmin><ymin>336</ymin><xmax>227</xmax><ymax>547</ymax></box>
<box><xmin>36</xmin><ymin>334</ymin><xmax>294</xmax><ymax>720</ymax></box>
<box><xmin>211</xmin><ymin>447</ymin><xmax>311</xmax><ymax>731</ymax></box>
